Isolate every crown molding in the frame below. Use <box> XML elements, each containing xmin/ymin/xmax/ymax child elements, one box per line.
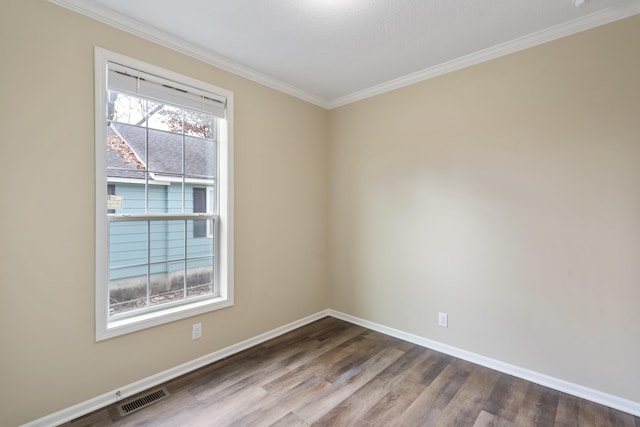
<box><xmin>50</xmin><ymin>0</ymin><xmax>639</xmax><ymax>111</ymax></box>
<box><xmin>48</xmin><ymin>0</ymin><xmax>331</xmax><ymax>109</ymax></box>
<box><xmin>328</xmin><ymin>2</ymin><xmax>640</xmax><ymax>109</ymax></box>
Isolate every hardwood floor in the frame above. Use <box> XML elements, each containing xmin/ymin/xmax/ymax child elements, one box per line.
<box><xmin>63</xmin><ymin>317</ymin><xmax>639</xmax><ymax>426</ymax></box>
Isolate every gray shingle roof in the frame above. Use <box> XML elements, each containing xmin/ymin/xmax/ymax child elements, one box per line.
<box><xmin>107</xmin><ymin>122</ymin><xmax>216</xmax><ymax>180</ymax></box>
<box><xmin>107</xmin><ymin>126</ymin><xmax>146</xmax><ymax>180</ymax></box>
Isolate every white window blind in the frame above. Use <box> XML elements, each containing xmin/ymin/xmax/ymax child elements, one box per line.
<box><xmin>107</xmin><ymin>62</ymin><xmax>227</xmax><ymax>118</ymax></box>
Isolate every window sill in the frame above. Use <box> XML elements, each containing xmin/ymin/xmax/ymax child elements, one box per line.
<box><xmin>97</xmin><ymin>296</ymin><xmax>233</xmax><ymax>341</ymax></box>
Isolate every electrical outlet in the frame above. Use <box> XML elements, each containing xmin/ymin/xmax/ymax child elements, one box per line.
<box><xmin>438</xmin><ymin>312</ymin><xmax>448</xmax><ymax>328</ymax></box>
<box><xmin>192</xmin><ymin>323</ymin><xmax>202</xmax><ymax>340</ymax></box>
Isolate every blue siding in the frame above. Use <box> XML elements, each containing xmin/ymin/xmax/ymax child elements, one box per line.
<box><xmin>108</xmin><ymin>182</ymin><xmax>214</xmax><ymax>282</ymax></box>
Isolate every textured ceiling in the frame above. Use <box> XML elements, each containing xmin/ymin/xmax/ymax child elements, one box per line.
<box><xmin>55</xmin><ymin>0</ymin><xmax>640</xmax><ymax>107</ymax></box>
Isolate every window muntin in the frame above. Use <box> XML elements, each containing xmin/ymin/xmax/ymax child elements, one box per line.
<box><xmin>95</xmin><ymin>48</ymin><xmax>233</xmax><ymax>340</ymax></box>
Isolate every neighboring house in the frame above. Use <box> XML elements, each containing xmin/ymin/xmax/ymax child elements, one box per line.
<box><xmin>107</xmin><ymin>122</ymin><xmax>216</xmax><ymax>312</ymax></box>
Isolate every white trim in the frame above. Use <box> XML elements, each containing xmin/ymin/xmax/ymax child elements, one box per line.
<box><xmin>216</xmin><ymin>106</ymin><xmax>234</xmax><ymax>313</ymax></box>
<box><xmin>328</xmin><ymin>2</ymin><xmax>640</xmax><ymax>108</ymax></box>
<box><xmin>102</xmin><ymin>297</ymin><xmax>233</xmax><ymax>340</ymax></box>
<box><xmin>20</xmin><ymin>309</ymin><xmax>640</xmax><ymax>425</ymax></box>
<box><xmin>51</xmin><ymin>0</ymin><xmax>639</xmax><ymax>109</ymax></box>
<box><xmin>164</xmin><ymin>176</ymin><xmax>215</xmax><ymax>185</ymax></box>
<box><xmin>108</xmin><ymin>176</ymin><xmax>215</xmax><ymax>186</ymax></box>
<box><xmin>107</xmin><ymin>177</ymin><xmax>170</xmax><ymax>186</ymax></box>
<box><xmin>95</xmin><ymin>47</ymin><xmax>109</xmax><ymax>340</ymax></box>
<box><xmin>327</xmin><ymin>309</ymin><xmax>640</xmax><ymax>418</ymax></box>
<box><xmin>20</xmin><ymin>310</ymin><xmax>331</xmax><ymax>427</ymax></box>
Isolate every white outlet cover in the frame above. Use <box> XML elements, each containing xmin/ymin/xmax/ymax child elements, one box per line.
<box><xmin>438</xmin><ymin>312</ymin><xmax>448</xmax><ymax>328</ymax></box>
<box><xmin>192</xmin><ymin>323</ymin><xmax>202</xmax><ymax>339</ymax></box>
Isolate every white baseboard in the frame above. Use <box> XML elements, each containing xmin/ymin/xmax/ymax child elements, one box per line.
<box><xmin>328</xmin><ymin>309</ymin><xmax>640</xmax><ymax>418</ymax></box>
<box><xmin>23</xmin><ymin>308</ymin><xmax>639</xmax><ymax>426</ymax></box>
<box><xmin>21</xmin><ymin>310</ymin><xmax>331</xmax><ymax>427</ymax></box>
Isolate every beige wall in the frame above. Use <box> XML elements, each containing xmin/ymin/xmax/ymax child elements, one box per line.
<box><xmin>2</xmin><ymin>1</ymin><xmax>639</xmax><ymax>424</ymax></box>
<box><xmin>328</xmin><ymin>14</ymin><xmax>640</xmax><ymax>403</ymax></box>
<box><xmin>0</xmin><ymin>1</ymin><xmax>328</xmax><ymax>425</ymax></box>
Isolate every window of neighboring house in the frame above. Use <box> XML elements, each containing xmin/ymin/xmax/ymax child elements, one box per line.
<box><xmin>193</xmin><ymin>187</ymin><xmax>215</xmax><ymax>238</ymax></box>
<box><xmin>193</xmin><ymin>188</ymin><xmax>206</xmax><ymax>238</ymax></box>
<box><xmin>95</xmin><ymin>48</ymin><xmax>234</xmax><ymax>341</ymax></box>
<box><xmin>107</xmin><ymin>184</ymin><xmax>116</xmax><ymax>214</ymax></box>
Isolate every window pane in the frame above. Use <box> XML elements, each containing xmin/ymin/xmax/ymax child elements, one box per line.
<box><xmin>109</xmin><ymin>92</ymin><xmax>161</xmax><ymax>128</ymax></box>
<box><xmin>148</xmin><ymin>105</ymin><xmax>183</xmax><ymax>134</ymax></box>
<box><xmin>148</xmin><ymin>128</ymin><xmax>183</xmax><ymax>175</ymax></box>
<box><xmin>184</xmin><ymin>110</ymin><xmax>214</xmax><ymax>139</ymax></box>
<box><xmin>107</xmin><ymin>124</ymin><xmax>146</xmax><ymax>181</ymax></box>
<box><xmin>109</xmin><ymin>265</ymin><xmax>148</xmax><ymax>316</ymax></box>
<box><xmin>166</xmin><ymin>181</ymin><xmax>185</xmax><ymax>214</ymax></box>
<box><xmin>109</xmin><ymin>222</ymin><xmax>148</xmax><ymax>268</ymax></box>
<box><xmin>188</xmin><ymin>219</ymin><xmax>214</xmax><ymax>257</ymax></box>
<box><xmin>187</xmin><ymin>258</ymin><xmax>213</xmax><ymax>297</ymax></box>
<box><xmin>150</xmin><ymin>220</ymin><xmax>185</xmax><ymax>262</ymax></box>
<box><xmin>147</xmin><ymin>184</ymin><xmax>170</xmax><ymax>214</ymax></box>
<box><xmin>107</xmin><ymin>123</ymin><xmax>147</xmax><ymax>180</ymax></box>
<box><xmin>109</xmin><ymin>182</ymin><xmax>146</xmax><ymax>214</ymax></box>
<box><xmin>150</xmin><ymin>261</ymin><xmax>185</xmax><ymax>306</ymax></box>
<box><xmin>185</xmin><ymin>136</ymin><xmax>216</xmax><ymax>178</ymax></box>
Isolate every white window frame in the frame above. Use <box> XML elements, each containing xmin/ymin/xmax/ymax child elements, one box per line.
<box><xmin>94</xmin><ymin>47</ymin><xmax>234</xmax><ymax>341</ymax></box>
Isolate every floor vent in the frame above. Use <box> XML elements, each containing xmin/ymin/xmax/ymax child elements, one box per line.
<box><xmin>116</xmin><ymin>387</ymin><xmax>170</xmax><ymax>416</ymax></box>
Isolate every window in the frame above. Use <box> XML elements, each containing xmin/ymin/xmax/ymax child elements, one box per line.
<box><xmin>95</xmin><ymin>48</ymin><xmax>234</xmax><ymax>340</ymax></box>
<box><xmin>193</xmin><ymin>187</ymin><xmax>214</xmax><ymax>238</ymax></box>
<box><xmin>107</xmin><ymin>184</ymin><xmax>116</xmax><ymax>214</ymax></box>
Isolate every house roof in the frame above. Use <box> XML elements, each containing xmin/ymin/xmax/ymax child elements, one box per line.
<box><xmin>107</xmin><ymin>122</ymin><xmax>216</xmax><ymax>181</ymax></box>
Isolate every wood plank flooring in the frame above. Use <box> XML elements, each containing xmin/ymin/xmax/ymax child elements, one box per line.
<box><xmin>63</xmin><ymin>317</ymin><xmax>639</xmax><ymax>426</ymax></box>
